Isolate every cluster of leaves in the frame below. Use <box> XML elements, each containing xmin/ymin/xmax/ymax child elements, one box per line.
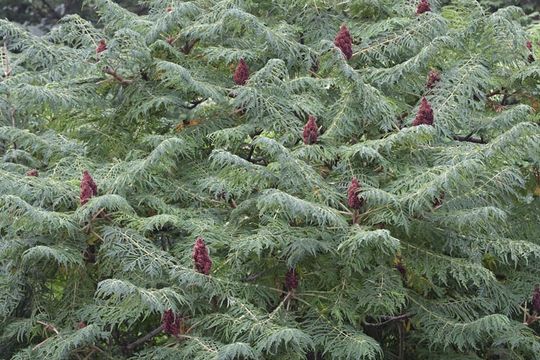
<box><xmin>0</xmin><ymin>0</ymin><xmax>539</xmax><ymax>359</ymax></box>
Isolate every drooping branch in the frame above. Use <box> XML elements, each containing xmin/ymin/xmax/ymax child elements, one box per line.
<box><xmin>125</xmin><ymin>325</ymin><xmax>164</xmax><ymax>352</ymax></box>
<box><xmin>452</xmin><ymin>134</ymin><xmax>487</xmax><ymax>144</ymax></box>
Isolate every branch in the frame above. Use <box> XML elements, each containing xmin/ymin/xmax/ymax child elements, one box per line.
<box><xmin>486</xmin><ymin>89</ymin><xmax>504</xmax><ymax>98</ymax></box>
<box><xmin>37</xmin><ymin>320</ymin><xmax>60</xmax><ymax>335</ymax></box>
<box><xmin>102</xmin><ymin>66</ymin><xmax>133</xmax><ymax>85</ymax></box>
<box><xmin>242</xmin><ymin>270</ymin><xmax>265</xmax><ymax>282</ymax></box>
<box><xmin>182</xmin><ymin>98</ymin><xmax>206</xmax><ymax>109</ymax></box>
<box><xmin>125</xmin><ymin>325</ymin><xmax>163</xmax><ymax>352</ymax></box>
<box><xmin>2</xmin><ymin>42</ymin><xmax>12</xmax><ymax>78</ymax></box>
<box><xmin>246</xmin><ymin>144</ymin><xmax>255</xmax><ymax>161</ymax></box>
<box><xmin>452</xmin><ymin>135</ymin><xmax>487</xmax><ymax>144</ymax></box>
<box><xmin>363</xmin><ymin>313</ymin><xmax>412</xmax><ymax>327</ymax></box>
<box><xmin>181</xmin><ymin>39</ymin><xmax>199</xmax><ymax>55</ymax></box>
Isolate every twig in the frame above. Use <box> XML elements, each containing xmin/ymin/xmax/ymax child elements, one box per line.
<box><xmin>182</xmin><ymin>98</ymin><xmax>206</xmax><ymax>109</ymax></box>
<box><xmin>125</xmin><ymin>325</ymin><xmax>163</xmax><ymax>352</ymax></box>
<box><xmin>82</xmin><ymin>207</ymin><xmax>107</xmax><ymax>233</ymax></box>
<box><xmin>181</xmin><ymin>39</ymin><xmax>199</xmax><ymax>55</ymax></box>
<box><xmin>32</xmin><ymin>338</ymin><xmax>52</xmax><ymax>350</ymax></box>
<box><xmin>452</xmin><ymin>135</ymin><xmax>487</xmax><ymax>144</ymax></box>
<box><xmin>102</xmin><ymin>66</ymin><xmax>133</xmax><ymax>85</ymax></box>
<box><xmin>82</xmin><ymin>348</ymin><xmax>96</xmax><ymax>360</ymax></box>
<box><xmin>363</xmin><ymin>313</ymin><xmax>412</xmax><ymax>327</ymax></box>
<box><xmin>37</xmin><ymin>320</ymin><xmax>60</xmax><ymax>335</ymax></box>
<box><xmin>397</xmin><ymin>320</ymin><xmax>404</xmax><ymax>360</ymax></box>
<box><xmin>242</xmin><ymin>270</ymin><xmax>265</xmax><ymax>282</ymax></box>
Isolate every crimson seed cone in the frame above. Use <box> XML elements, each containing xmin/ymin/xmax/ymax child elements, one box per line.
<box><xmin>285</xmin><ymin>268</ymin><xmax>298</xmax><ymax>291</ymax></box>
<box><xmin>334</xmin><ymin>25</ymin><xmax>353</xmax><ymax>60</ymax></box>
<box><xmin>193</xmin><ymin>236</ymin><xmax>212</xmax><ymax>275</ymax></box>
<box><xmin>347</xmin><ymin>177</ymin><xmax>363</xmax><ymax>210</ymax></box>
<box><xmin>26</xmin><ymin>169</ymin><xmax>38</xmax><ymax>177</ymax></box>
<box><xmin>162</xmin><ymin>309</ymin><xmax>181</xmax><ymax>336</ymax></box>
<box><xmin>433</xmin><ymin>192</ymin><xmax>445</xmax><ymax>208</ymax></box>
<box><xmin>96</xmin><ymin>40</ymin><xmax>107</xmax><ymax>53</ymax></box>
<box><xmin>532</xmin><ymin>285</ymin><xmax>540</xmax><ymax>313</ymax></box>
<box><xmin>426</xmin><ymin>69</ymin><xmax>440</xmax><ymax>89</ymax></box>
<box><xmin>80</xmin><ymin>170</ymin><xmax>98</xmax><ymax>205</ymax></box>
<box><xmin>395</xmin><ymin>257</ymin><xmax>406</xmax><ymax>276</ymax></box>
<box><xmin>76</xmin><ymin>321</ymin><xmax>87</xmax><ymax>329</ymax></box>
<box><xmin>412</xmin><ymin>97</ymin><xmax>434</xmax><ymax>126</ymax></box>
<box><xmin>233</xmin><ymin>59</ymin><xmax>249</xmax><ymax>85</ymax></box>
<box><xmin>303</xmin><ymin>115</ymin><xmax>318</xmax><ymax>145</ymax></box>
<box><xmin>416</xmin><ymin>0</ymin><xmax>431</xmax><ymax>15</ymax></box>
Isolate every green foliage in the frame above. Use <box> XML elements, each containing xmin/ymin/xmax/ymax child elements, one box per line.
<box><xmin>0</xmin><ymin>0</ymin><xmax>539</xmax><ymax>359</ymax></box>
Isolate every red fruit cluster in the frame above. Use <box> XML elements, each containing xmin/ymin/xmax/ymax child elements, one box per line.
<box><xmin>162</xmin><ymin>309</ymin><xmax>181</xmax><ymax>336</ymax></box>
<box><xmin>76</xmin><ymin>321</ymin><xmax>87</xmax><ymax>329</ymax></box>
<box><xmin>527</xmin><ymin>41</ymin><xmax>535</xmax><ymax>63</ymax></box>
<box><xmin>96</xmin><ymin>39</ymin><xmax>107</xmax><ymax>54</ymax></box>
<box><xmin>193</xmin><ymin>236</ymin><xmax>212</xmax><ymax>275</ymax></box>
<box><xmin>412</xmin><ymin>97</ymin><xmax>434</xmax><ymax>126</ymax></box>
<box><xmin>347</xmin><ymin>177</ymin><xmax>363</xmax><ymax>210</ymax></box>
<box><xmin>416</xmin><ymin>0</ymin><xmax>431</xmax><ymax>15</ymax></box>
<box><xmin>334</xmin><ymin>25</ymin><xmax>353</xmax><ymax>60</ymax></box>
<box><xmin>233</xmin><ymin>59</ymin><xmax>249</xmax><ymax>85</ymax></box>
<box><xmin>395</xmin><ymin>256</ymin><xmax>406</xmax><ymax>277</ymax></box>
<box><xmin>426</xmin><ymin>69</ymin><xmax>441</xmax><ymax>89</ymax></box>
<box><xmin>532</xmin><ymin>285</ymin><xmax>540</xmax><ymax>313</ymax></box>
<box><xmin>433</xmin><ymin>192</ymin><xmax>445</xmax><ymax>208</ymax></box>
<box><xmin>26</xmin><ymin>169</ymin><xmax>38</xmax><ymax>177</ymax></box>
<box><xmin>80</xmin><ymin>170</ymin><xmax>98</xmax><ymax>205</ymax></box>
<box><xmin>285</xmin><ymin>268</ymin><xmax>298</xmax><ymax>291</ymax></box>
<box><xmin>302</xmin><ymin>115</ymin><xmax>318</xmax><ymax>145</ymax></box>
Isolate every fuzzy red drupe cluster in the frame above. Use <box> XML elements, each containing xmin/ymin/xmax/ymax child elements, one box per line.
<box><xmin>532</xmin><ymin>285</ymin><xmax>540</xmax><ymax>313</ymax></box>
<box><xmin>302</xmin><ymin>115</ymin><xmax>318</xmax><ymax>145</ymax></box>
<box><xmin>162</xmin><ymin>309</ymin><xmax>182</xmax><ymax>336</ymax></box>
<box><xmin>80</xmin><ymin>170</ymin><xmax>98</xmax><ymax>205</ymax></box>
<box><xmin>285</xmin><ymin>268</ymin><xmax>298</xmax><ymax>291</ymax></box>
<box><xmin>193</xmin><ymin>236</ymin><xmax>212</xmax><ymax>275</ymax></box>
<box><xmin>334</xmin><ymin>25</ymin><xmax>353</xmax><ymax>60</ymax></box>
<box><xmin>96</xmin><ymin>39</ymin><xmax>107</xmax><ymax>54</ymax></box>
<box><xmin>412</xmin><ymin>97</ymin><xmax>434</xmax><ymax>126</ymax></box>
<box><xmin>416</xmin><ymin>0</ymin><xmax>431</xmax><ymax>15</ymax></box>
<box><xmin>527</xmin><ymin>41</ymin><xmax>535</xmax><ymax>63</ymax></box>
<box><xmin>347</xmin><ymin>177</ymin><xmax>363</xmax><ymax>210</ymax></box>
<box><xmin>233</xmin><ymin>59</ymin><xmax>250</xmax><ymax>85</ymax></box>
<box><xmin>426</xmin><ymin>69</ymin><xmax>441</xmax><ymax>89</ymax></box>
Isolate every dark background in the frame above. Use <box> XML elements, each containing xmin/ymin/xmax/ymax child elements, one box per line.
<box><xmin>1</xmin><ymin>0</ymin><xmax>539</xmax><ymax>33</ymax></box>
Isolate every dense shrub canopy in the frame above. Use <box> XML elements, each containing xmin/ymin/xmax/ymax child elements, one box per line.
<box><xmin>0</xmin><ymin>0</ymin><xmax>539</xmax><ymax>359</ymax></box>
